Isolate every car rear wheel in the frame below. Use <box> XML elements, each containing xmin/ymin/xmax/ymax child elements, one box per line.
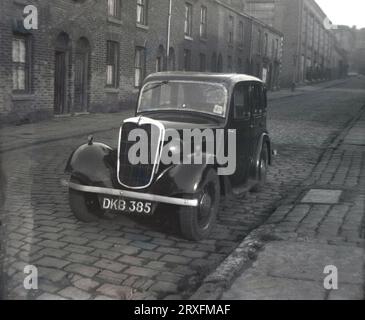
<box><xmin>69</xmin><ymin>177</ymin><xmax>103</xmax><ymax>222</ymax></box>
<box><xmin>251</xmin><ymin>144</ymin><xmax>269</xmax><ymax>193</ymax></box>
<box><xmin>179</xmin><ymin>168</ymin><xmax>220</xmax><ymax>241</ymax></box>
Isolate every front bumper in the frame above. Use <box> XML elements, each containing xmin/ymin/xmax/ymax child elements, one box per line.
<box><xmin>61</xmin><ymin>179</ymin><xmax>199</xmax><ymax>207</ymax></box>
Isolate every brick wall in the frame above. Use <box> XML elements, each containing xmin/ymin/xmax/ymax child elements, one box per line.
<box><xmin>0</xmin><ymin>0</ymin><xmax>282</xmax><ymax>124</ymax></box>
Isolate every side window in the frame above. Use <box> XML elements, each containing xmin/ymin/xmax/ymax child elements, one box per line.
<box><xmin>233</xmin><ymin>83</ymin><xmax>250</xmax><ymax>119</ymax></box>
<box><xmin>262</xmin><ymin>86</ymin><xmax>267</xmax><ymax>110</ymax></box>
<box><xmin>252</xmin><ymin>84</ymin><xmax>263</xmax><ymax>112</ymax></box>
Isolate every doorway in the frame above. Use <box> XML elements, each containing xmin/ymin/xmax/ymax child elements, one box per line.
<box><xmin>74</xmin><ymin>38</ymin><xmax>90</xmax><ymax>112</ymax></box>
<box><xmin>54</xmin><ymin>33</ymin><xmax>70</xmax><ymax>114</ymax></box>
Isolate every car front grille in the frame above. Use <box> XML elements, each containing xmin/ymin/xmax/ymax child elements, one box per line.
<box><xmin>118</xmin><ymin>121</ymin><xmax>163</xmax><ymax>189</ymax></box>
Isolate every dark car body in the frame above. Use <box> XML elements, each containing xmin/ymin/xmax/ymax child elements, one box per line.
<box><xmin>63</xmin><ymin>72</ymin><xmax>273</xmax><ymax>240</ymax></box>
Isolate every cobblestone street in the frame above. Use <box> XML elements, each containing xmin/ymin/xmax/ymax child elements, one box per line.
<box><xmin>0</xmin><ymin>77</ymin><xmax>364</xmax><ymax>300</ymax></box>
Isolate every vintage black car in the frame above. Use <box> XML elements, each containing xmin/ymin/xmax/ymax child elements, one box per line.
<box><xmin>63</xmin><ymin>72</ymin><xmax>273</xmax><ymax>240</ymax></box>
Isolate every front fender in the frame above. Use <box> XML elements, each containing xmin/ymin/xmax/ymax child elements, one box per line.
<box><xmin>65</xmin><ymin>142</ymin><xmax>115</xmax><ymax>188</ymax></box>
<box><xmin>152</xmin><ymin>162</ymin><xmax>214</xmax><ymax>197</ymax></box>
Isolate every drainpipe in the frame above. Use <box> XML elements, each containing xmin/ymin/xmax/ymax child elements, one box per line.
<box><xmin>249</xmin><ymin>19</ymin><xmax>254</xmax><ymax>75</ymax></box>
<box><xmin>293</xmin><ymin>0</ymin><xmax>303</xmax><ymax>85</ymax></box>
<box><xmin>166</xmin><ymin>0</ymin><xmax>172</xmax><ymax>70</ymax></box>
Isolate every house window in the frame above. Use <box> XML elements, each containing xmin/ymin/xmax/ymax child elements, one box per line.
<box><xmin>228</xmin><ymin>16</ymin><xmax>234</xmax><ymax>44</ymax></box>
<box><xmin>184</xmin><ymin>3</ymin><xmax>193</xmax><ymax>38</ymax></box>
<box><xmin>12</xmin><ymin>36</ymin><xmax>30</xmax><ymax>92</ymax></box>
<box><xmin>135</xmin><ymin>47</ymin><xmax>145</xmax><ymax>87</ymax></box>
<box><xmin>106</xmin><ymin>40</ymin><xmax>119</xmax><ymax>87</ymax></box>
<box><xmin>199</xmin><ymin>53</ymin><xmax>206</xmax><ymax>72</ymax></box>
<box><xmin>137</xmin><ymin>0</ymin><xmax>148</xmax><ymax>25</ymax></box>
<box><xmin>200</xmin><ymin>6</ymin><xmax>207</xmax><ymax>39</ymax></box>
<box><xmin>183</xmin><ymin>49</ymin><xmax>191</xmax><ymax>71</ymax></box>
<box><xmin>108</xmin><ymin>0</ymin><xmax>121</xmax><ymax>18</ymax></box>
<box><xmin>239</xmin><ymin>21</ymin><xmax>244</xmax><ymax>46</ymax></box>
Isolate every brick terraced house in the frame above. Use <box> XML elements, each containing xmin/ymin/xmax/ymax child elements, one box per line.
<box><xmin>0</xmin><ymin>0</ymin><xmax>282</xmax><ymax>123</ymax></box>
<box><xmin>246</xmin><ymin>0</ymin><xmax>348</xmax><ymax>87</ymax></box>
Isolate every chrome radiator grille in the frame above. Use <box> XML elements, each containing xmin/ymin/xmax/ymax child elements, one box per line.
<box><xmin>117</xmin><ymin>118</ymin><xmax>164</xmax><ymax>189</ymax></box>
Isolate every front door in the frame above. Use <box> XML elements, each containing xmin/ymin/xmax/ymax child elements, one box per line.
<box><xmin>54</xmin><ymin>51</ymin><xmax>67</xmax><ymax>114</ymax></box>
<box><xmin>74</xmin><ymin>51</ymin><xmax>89</xmax><ymax>112</ymax></box>
<box><xmin>229</xmin><ymin>82</ymin><xmax>254</xmax><ymax>187</ymax></box>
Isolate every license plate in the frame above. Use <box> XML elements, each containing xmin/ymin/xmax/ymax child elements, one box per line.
<box><xmin>100</xmin><ymin>197</ymin><xmax>153</xmax><ymax>215</ymax></box>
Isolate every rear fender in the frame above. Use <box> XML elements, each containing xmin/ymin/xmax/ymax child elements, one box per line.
<box><xmin>251</xmin><ymin>133</ymin><xmax>272</xmax><ymax>180</ymax></box>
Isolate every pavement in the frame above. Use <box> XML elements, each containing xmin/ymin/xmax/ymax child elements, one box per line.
<box><xmin>210</xmin><ymin>105</ymin><xmax>365</xmax><ymax>300</ymax></box>
<box><xmin>0</xmin><ymin>111</ymin><xmax>133</xmax><ymax>154</ymax></box>
<box><xmin>0</xmin><ymin>77</ymin><xmax>364</xmax><ymax>300</ymax></box>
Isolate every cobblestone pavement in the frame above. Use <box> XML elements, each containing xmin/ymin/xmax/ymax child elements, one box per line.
<box><xmin>0</xmin><ymin>77</ymin><xmax>364</xmax><ymax>300</ymax></box>
<box><xmin>223</xmin><ymin>110</ymin><xmax>365</xmax><ymax>300</ymax></box>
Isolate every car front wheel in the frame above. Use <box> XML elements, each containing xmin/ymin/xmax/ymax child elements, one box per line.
<box><xmin>69</xmin><ymin>177</ymin><xmax>103</xmax><ymax>222</ymax></box>
<box><xmin>179</xmin><ymin>168</ymin><xmax>220</xmax><ymax>241</ymax></box>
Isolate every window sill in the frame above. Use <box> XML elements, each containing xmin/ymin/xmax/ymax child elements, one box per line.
<box><xmin>184</xmin><ymin>35</ymin><xmax>194</xmax><ymax>41</ymax></box>
<box><xmin>136</xmin><ymin>23</ymin><xmax>149</xmax><ymax>31</ymax></box>
<box><xmin>12</xmin><ymin>93</ymin><xmax>34</xmax><ymax>101</ymax></box>
<box><xmin>107</xmin><ymin>16</ymin><xmax>123</xmax><ymax>26</ymax></box>
<box><xmin>105</xmin><ymin>88</ymin><xmax>119</xmax><ymax>94</ymax></box>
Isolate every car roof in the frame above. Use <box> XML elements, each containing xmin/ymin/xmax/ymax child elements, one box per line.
<box><xmin>144</xmin><ymin>72</ymin><xmax>263</xmax><ymax>87</ymax></box>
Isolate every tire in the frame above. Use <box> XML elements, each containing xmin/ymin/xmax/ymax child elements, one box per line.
<box><xmin>179</xmin><ymin>168</ymin><xmax>220</xmax><ymax>241</ymax></box>
<box><xmin>69</xmin><ymin>177</ymin><xmax>103</xmax><ymax>222</ymax></box>
<box><xmin>251</xmin><ymin>144</ymin><xmax>269</xmax><ymax>193</ymax></box>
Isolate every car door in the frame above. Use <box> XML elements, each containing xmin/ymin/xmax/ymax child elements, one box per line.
<box><xmin>255</xmin><ymin>83</ymin><xmax>267</xmax><ymax>131</ymax></box>
<box><xmin>229</xmin><ymin>82</ymin><xmax>255</xmax><ymax>187</ymax></box>
<box><xmin>247</xmin><ymin>82</ymin><xmax>267</xmax><ymax>179</ymax></box>
<box><xmin>251</xmin><ymin>82</ymin><xmax>265</xmax><ymax>146</ymax></box>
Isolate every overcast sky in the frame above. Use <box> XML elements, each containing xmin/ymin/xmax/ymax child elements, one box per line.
<box><xmin>316</xmin><ymin>0</ymin><xmax>365</xmax><ymax>29</ymax></box>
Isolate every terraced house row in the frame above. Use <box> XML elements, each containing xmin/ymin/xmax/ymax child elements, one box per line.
<box><xmin>0</xmin><ymin>0</ymin><xmax>283</xmax><ymax>124</ymax></box>
<box><xmin>247</xmin><ymin>0</ymin><xmax>349</xmax><ymax>87</ymax></box>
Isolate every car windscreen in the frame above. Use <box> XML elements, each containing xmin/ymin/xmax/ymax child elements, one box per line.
<box><xmin>137</xmin><ymin>80</ymin><xmax>228</xmax><ymax>118</ymax></box>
